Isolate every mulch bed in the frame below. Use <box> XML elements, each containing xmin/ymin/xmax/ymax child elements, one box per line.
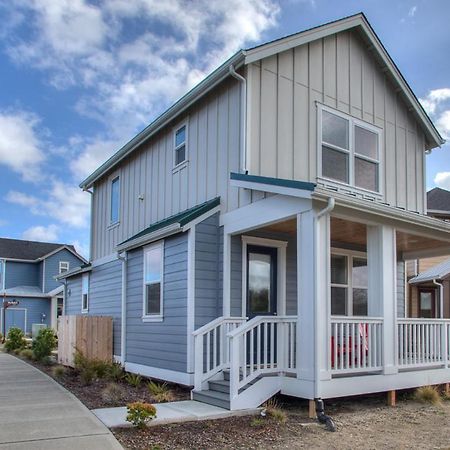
<box><xmin>20</xmin><ymin>356</ymin><xmax>190</xmax><ymax>410</ymax></box>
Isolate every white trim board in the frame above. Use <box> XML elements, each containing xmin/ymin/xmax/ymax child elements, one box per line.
<box><xmin>186</xmin><ymin>226</ymin><xmax>196</xmax><ymax>373</ymax></box>
<box><xmin>124</xmin><ymin>362</ymin><xmax>194</xmax><ymax>386</ymax></box>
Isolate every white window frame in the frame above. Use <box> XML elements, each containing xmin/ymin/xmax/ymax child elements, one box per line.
<box><xmin>109</xmin><ymin>175</ymin><xmax>121</xmax><ymax>226</ymax></box>
<box><xmin>173</xmin><ymin>122</ymin><xmax>188</xmax><ymax>171</ymax></box>
<box><xmin>331</xmin><ymin>248</ymin><xmax>368</xmax><ymax>317</ymax></box>
<box><xmin>81</xmin><ymin>273</ymin><xmax>89</xmax><ymax>313</ymax></box>
<box><xmin>317</xmin><ymin>103</ymin><xmax>383</xmax><ymax>198</ymax></box>
<box><xmin>59</xmin><ymin>261</ymin><xmax>69</xmax><ymax>274</ymax></box>
<box><xmin>142</xmin><ymin>241</ymin><xmax>164</xmax><ymax>322</ymax></box>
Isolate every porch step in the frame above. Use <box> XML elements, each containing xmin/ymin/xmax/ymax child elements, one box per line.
<box><xmin>192</xmin><ymin>389</ymin><xmax>230</xmax><ymax>409</ymax></box>
<box><xmin>223</xmin><ymin>369</ymin><xmax>230</xmax><ymax>381</ymax></box>
<box><xmin>208</xmin><ymin>379</ymin><xmax>230</xmax><ymax>394</ymax></box>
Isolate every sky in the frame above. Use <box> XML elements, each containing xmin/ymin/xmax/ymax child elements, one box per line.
<box><xmin>0</xmin><ymin>0</ymin><xmax>449</xmax><ymax>259</ymax></box>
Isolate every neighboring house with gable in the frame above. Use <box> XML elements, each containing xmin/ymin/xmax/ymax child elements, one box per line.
<box><xmin>0</xmin><ymin>238</ymin><xmax>86</xmax><ymax>336</ymax></box>
<box><xmin>408</xmin><ymin>188</ymin><xmax>450</xmax><ymax>318</ymax></box>
<box><xmin>59</xmin><ymin>13</ymin><xmax>450</xmax><ymax>410</ymax></box>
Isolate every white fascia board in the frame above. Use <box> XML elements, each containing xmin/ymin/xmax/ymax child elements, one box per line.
<box><xmin>55</xmin><ymin>265</ymin><xmax>92</xmax><ymax>280</ymax></box>
<box><xmin>116</xmin><ymin>223</ymin><xmax>181</xmax><ymax>252</ymax></box>
<box><xmin>38</xmin><ymin>245</ymin><xmax>88</xmax><ymax>264</ymax></box>
<box><xmin>230</xmin><ymin>178</ymin><xmax>312</xmax><ymax>199</ymax></box>
<box><xmin>245</xmin><ymin>14</ymin><xmax>443</xmax><ymax>149</ymax></box>
<box><xmin>47</xmin><ymin>285</ymin><xmax>64</xmax><ymax>297</ymax></box>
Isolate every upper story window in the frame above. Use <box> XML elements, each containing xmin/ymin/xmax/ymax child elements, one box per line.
<box><xmin>331</xmin><ymin>251</ymin><xmax>368</xmax><ymax>316</ymax></box>
<box><xmin>143</xmin><ymin>241</ymin><xmax>164</xmax><ymax>321</ymax></box>
<box><xmin>59</xmin><ymin>261</ymin><xmax>69</xmax><ymax>274</ymax></box>
<box><xmin>110</xmin><ymin>176</ymin><xmax>120</xmax><ymax>225</ymax></box>
<box><xmin>174</xmin><ymin>124</ymin><xmax>187</xmax><ymax>168</ymax></box>
<box><xmin>81</xmin><ymin>273</ymin><xmax>89</xmax><ymax>312</ymax></box>
<box><xmin>319</xmin><ymin>105</ymin><xmax>381</xmax><ymax>194</ymax></box>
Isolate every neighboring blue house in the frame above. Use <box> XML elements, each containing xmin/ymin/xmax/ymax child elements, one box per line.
<box><xmin>60</xmin><ymin>14</ymin><xmax>450</xmax><ymax>411</ymax></box>
<box><xmin>0</xmin><ymin>238</ymin><xmax>86</xmax><ymax>336</ymax></box>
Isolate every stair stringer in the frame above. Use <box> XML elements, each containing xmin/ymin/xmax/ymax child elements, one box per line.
<box><xmin>229</xmin><ymin>375</ymin><xmax>282</xmax><ymax>410</ymax></box>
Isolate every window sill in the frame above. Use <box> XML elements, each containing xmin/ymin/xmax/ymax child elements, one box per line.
<box><xmin>81</xmin><ymin>310</ymin><xmax>89</xmax><ymax>314</ymax></box>
<box><xmin>142</xmin><ymin>316</ymin><xmax>164</xmax><ymax>323</ymax></box>
<box><xmin>172</xmin><ymin>160</ymin><xmax>188</xmax><ymax>174</ymax></box>
<box><xmin>107</xmin><ymin>221</ymin><xmax>120</xmax><ymax>231</ymax></box>
<box><xmin>317</xmin><ymin>177</ymin><xmax>383</xmax><ymax>201</ymax></box>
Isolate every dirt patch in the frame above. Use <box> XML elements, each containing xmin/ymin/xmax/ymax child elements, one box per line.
<box><xmin>113</xmin><ymin>393</ymin><xmax>450</xmax><ymax>450</ymax></box>
<box><xmin>21</xmin><ymin>357</ymin><xmax>189</xmax><ymax>410</ymax></box>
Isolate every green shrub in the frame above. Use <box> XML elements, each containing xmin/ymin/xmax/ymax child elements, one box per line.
<box><xmin>263</xmin><ymin>398</ymin><xmax>287</xmax><ymax>424</ymax></box>
<box><xmin>32</xmin><ymin>328</ymin><xmax>57</xmax><ymax>361</ymax></box>
<box><xmin>20</xmin><ymin>348</ymin><xmax>34</xmax><ymax>360</ymax></box>
<box><xmin>125</xmin><ymin>372</ymin><xmax>142</xmax><ymax>388</ymax></box>
<box><xmin>415</xmin><ymin>386</ymin><xmax>441</xmax><ymax>405</ymax></box>
<box><xmin>80</xmin><ymin>367</ymin><xmax>96</xmax><ymax>385</ymax></box>
<box><xmin>126</xmin><ymin>402</ymin><xmax>157</xmax><ymax>428</ymax></box>
<box><xmin>250</xmin><ymin>417</ymin><xmax>265</xmax><ymax>427</ymax></box>
<box><xmin>101</xmin><ymin>382</ymin><xmax>125</xmax><ymax>404</ymax></box>
<box><xmin>107</xmin><ymin>362</ymin><xmax>124</xmax><ymax>381</ymax></box>
<box><xmin>4</xmin><ymin>327</ymin><xmax>26</xmax><ymax>352</ymax></box>
<box><xmin>73</xmin><ymin>350</ymin><xmax>112</xmax><ymax>379</ymax></box>
<box><xmin>52</xmin><ymin>365</ymin><xmax>66</xmax><ymax>378</ymax></box>
<box><xmin>147</xmin><ymin>381</ymin><xmax>174</xmax><ymax>403</ymax></box>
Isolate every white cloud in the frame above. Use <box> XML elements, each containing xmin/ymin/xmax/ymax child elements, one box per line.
<box><xmin>71</xmin><ymin>240</ymin><xmax>90</xmax><ymax>259</ymax></box>
<box><xmin>436</xmin><ymin>110</ymin><xmax>450</xmax><ymax>140</ymax></box>
<box><xmin>0</xmin><ymin>110</ymin><xmax>45</xmax><ymax>181</ymax></box>
<box><xmin>408</xmin><ymin>6</ymin><xmax>417</xmax><ymax>17</ymax></box>
<box><xmin>22</xmin><ymin>224</ymin><xmax>59</xmax><ymax>242</ymax></box>
<box><xmin>6</xmin><ymin>181</ymin><xmax>91</xmax><ymax>228</ymax></box>
<box><xmin>419</xmin><ymin>88</ymin><xmax>450</xmax><ymax>115</ymax></box>
<box><xmin>434</xmin><ymin>172</ymin><xmax>450</xmax><ymax>190</ymax></box>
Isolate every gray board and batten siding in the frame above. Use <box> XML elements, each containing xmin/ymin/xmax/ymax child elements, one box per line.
<box><xmin>247</xmin><ymin>28</ymin><xmax>427</xmax><ymax>214</ymax></box>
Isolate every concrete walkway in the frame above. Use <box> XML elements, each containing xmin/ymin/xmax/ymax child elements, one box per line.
<box><xmin>93</xmin><ymin>400</ymin><xmax>259</xmax><ymax>428</ymax></box>
<box><xmin>0</xmin><ymin>352</ymin><xmax>122</xmax><ymax>449</ymax></box>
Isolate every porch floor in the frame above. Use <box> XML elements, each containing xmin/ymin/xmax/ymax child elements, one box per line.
<box><xmin>92</xmin><ymin>400</ymin><xmax>260</xmax><ymax>428</ymax></box>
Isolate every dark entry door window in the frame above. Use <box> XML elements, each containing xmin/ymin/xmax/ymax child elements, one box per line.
<box><xmin>419</xmin><ymin>289</ymin><xmax>436</xmax><ymax>318</ymax></box>
<box><xmin>247</xmin><ymin>245</ymin><xmax>277</xmax><ymax>318</ymax></box>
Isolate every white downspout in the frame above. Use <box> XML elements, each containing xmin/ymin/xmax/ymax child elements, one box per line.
<box><xmin>229</xmin><ymin>65</ymin><xmax>248</xmax><ymax>173</ymax></box>
<box><xmin>314</xmin><ymin>197</ymin><xmax>335</xmax><ymax>399</ymax></box>
<box><xmin>118</xmin><ymin>251</ymin><xmax>127</xmax><ymax>366</ymax></box>
<box><xmin>432</xmin><ymin>278</ymin><xmax>444</xmax><ymax>318</ymax></box>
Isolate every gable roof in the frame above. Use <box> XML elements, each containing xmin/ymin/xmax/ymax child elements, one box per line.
<box><xmin>79</xmin><ymin>13</ymin><xmax>444</xmax><ymax>190</ymax></box>
<box><xmin>0</xmin><ymin>238</ymin><xmax>85</xmax><ymax>262</ymax></box>
<box><xmin>427</xmin><ymin>187</ymin><xmax>450</xmax><ymax>213</ymax></box>
<box><xmin>117</xmin><ymin>197</ymin><xmax>220</xmax><ymax>252</ymax></box>
<box><xmin>409</xmin><ymin>257</ymin><xmax>450</xmax><ymax>284</ymax></box>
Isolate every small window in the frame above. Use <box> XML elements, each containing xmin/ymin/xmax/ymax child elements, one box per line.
<box><xmin>110</xmin><ymin>176</ymin><xmax>120</xmax><ymax>224</ymax></box>
<box><xmin>82</xmin><ymin>273</ymin><xmax>89</xmax><ymax>312</ymax></box>
<box><xmin>319</xmin><ymin>106</ymin><xmax>381</xmax><ymax>194</ymax></box>
<box><xmin>143</xmin><ymin>241</ymin><xmax>163</xmax><ymax>320</ymax></box>
<box><xmin>174</xmin><ymin>125</ymin><xmax>187</xmax><ymax>167</ymax></box>
<box><xmin>331</xmin><ymin>252</ymin><xmax>368</xmax><ymax>317</ymax></box>
<box><xmin>59</xmin><ymin>261</ymin><xmax>69</xmax><ymax>274</ymax></box>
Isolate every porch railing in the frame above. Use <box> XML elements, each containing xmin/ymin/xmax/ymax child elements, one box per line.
<box><xmin>397</xmin><ymin>319</ymin><xmax>450</xmax><ymax>369</ymax></box>
<box><xmin>227</xmin><ymin>316</ymin><xmax>297</xmax><ymax>400</ymax></box>
<box><xmin>330</xmin><ymin>317</ymin><xmax>383</xmax><ymax>374</ymax></box>
<box><xmin>193</xmin><ymin>317</ymin><xmax>246</xmax><ymax>390</ymax></box>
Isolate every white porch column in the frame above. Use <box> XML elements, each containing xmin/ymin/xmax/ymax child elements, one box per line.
<box><xmin>367</xmin><ymin>224</ymin><xmax>398</xmax><ymax>375</ymax></box>
<box><xmin>297</xmin><ymin>209</ymin><xmax>331</xmax><ymax>391</ymax></box>
<box><xmin>223</xmin><ymin>230</ymin><xmax>231</xmax><ymax>317</ymax></box>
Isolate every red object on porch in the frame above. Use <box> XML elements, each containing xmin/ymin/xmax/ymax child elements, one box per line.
<box><xmin>331</xmin><ymin>323</ymin><xmax>369</xmax><ymax>368</ymax></box>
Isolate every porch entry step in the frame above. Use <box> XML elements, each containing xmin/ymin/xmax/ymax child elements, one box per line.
<box><xmin>208</xmin><ymin>380</ymin><xmax>230</xmax><ymax>394</ymax></box>
<box><xmin>192</xmin><ymin>390</ymin><xmax>230</xmax><ymax>410</ymax></box>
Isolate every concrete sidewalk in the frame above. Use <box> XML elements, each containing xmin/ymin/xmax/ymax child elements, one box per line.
<box><xmin>0</xmin><ymin>352</ymin><xmax>122</xmax><ymax>449</ymax></box>
<box><xmin>93</xmin><ymin>400</ymin><xmax>260</xmax><ymax>428</ymax></box>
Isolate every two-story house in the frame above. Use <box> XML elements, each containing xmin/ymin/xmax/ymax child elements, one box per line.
<box><xmin>0</xmin><ymin>238</ymin><xmax>86</xmax><ymax>336</ymax></box>
<box><xmin>60</xmin><ymin>13</ymin><xmax>450</xmax><ymax>411</ymax></box>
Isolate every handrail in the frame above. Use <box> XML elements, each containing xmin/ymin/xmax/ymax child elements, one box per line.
<box><xmin>193</xmin><ymin>316</ymin><xmax>245</xmax><ymax>336</ymax></box>
<box><xmin>397</xmin><ymin>318</ymin><xmax>450</xmax><ymax>324</ymax></box>
<box><xmin>227</xmin><ymin>315</ymin><xmax>297</xmax><ymax>338</ymax></box>
<box><xmin>331</xmin><ymin>316</ymin><xmax>383</xmax><ymax>323</ymax></box>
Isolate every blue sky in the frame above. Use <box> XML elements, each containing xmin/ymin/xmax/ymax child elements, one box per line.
<box><xmin>0</xmin><ymin>0</ymin><xmax>449</xmax><ymax>258</ymax></box>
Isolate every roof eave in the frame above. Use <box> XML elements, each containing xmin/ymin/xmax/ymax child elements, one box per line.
<box><xmin>80</xmin><ymin>51</ymin><xmax>246</xmax><ymax>189</ymax></box>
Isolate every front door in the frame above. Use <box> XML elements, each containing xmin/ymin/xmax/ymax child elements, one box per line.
<box><xmin>246</xmin><ymin>245</ymin><xmax>277</xmax><ymax>318</ymax></box>
<box><xmin>419</xmin><ymin>288</ymin><xmax>437</xmax><ymax>318</ymax></box>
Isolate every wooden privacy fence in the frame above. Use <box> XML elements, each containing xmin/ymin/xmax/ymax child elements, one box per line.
<box><xmin>57</xmin><ymin>315</ymin><xmax>113</xmax><ymax>367</ymax></box>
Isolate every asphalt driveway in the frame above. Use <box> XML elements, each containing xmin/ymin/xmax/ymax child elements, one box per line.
<box><xmin>0</xmin><ymin>352</ymin><xmax>122</xmax><ymax>449</ymax></box>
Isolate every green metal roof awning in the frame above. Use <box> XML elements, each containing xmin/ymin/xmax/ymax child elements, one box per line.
<box><xmin>117</xmin><ymin>197</ymin><xmax>220</xmax><ymax>251</ymax></box>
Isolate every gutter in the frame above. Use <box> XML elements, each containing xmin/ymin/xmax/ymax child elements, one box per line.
<box><xmin>229</xmin><ymin>65</ymin><xmax>248</xmax><ymax>173</ymax></box>
<box><xmin>432</xmin><ymin>279</ymin><xmax>444</xmax><ymax>318</ymax></box>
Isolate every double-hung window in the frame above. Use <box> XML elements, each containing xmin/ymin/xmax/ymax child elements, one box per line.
<box><xmin>81</xmin><ymin>273</ymin><xmax>89</xmax><ymax>313</ymax></box>
<box><xmin>319</xmin><ymin>105</ymin><xmax>381</xmax><ymax>194</ymax></box>
<box><xmin>110</xmin><ymin>176</ymin><xmax>120</xmax><ymax>225</ymax></box>
<box><xmin>59</xmin><ymin>261</ymin><xmax>69</xmax><ymax>274</ymax></box>
<box><xmin>331</xmin><ymin>251</ymin><xmax>368</xmax><ymax>316</ymax></box>
<box><xmin>143</xmin><ymin>241</ymin><xmax>164</xmax><ymax>321</ymax></box>
<box><xmin>174</xmin><ymin>125</ymin><xmax>187</xmax><ymax>167</ymax></box>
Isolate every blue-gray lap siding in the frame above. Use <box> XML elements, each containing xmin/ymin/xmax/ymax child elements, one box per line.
<box><xmin>4</xmin><ymin>261</ymin><xmax>39</xmax><ymax>289</ymax></box>
<box><xmin>1</xmin><ymin>297</ymin><xmax>51</xmax><ymax>335</ymax></box>
<box><xmin>64</xmin><ymin>259</ymin><xmax>122</xmax><ymax>357</ymax></box>
<box><xmin>126</xmin><ymin>233</ymin><xmax>188</xmax><ymax>373</ymax></box>
<box><xmin>43</xmin><ymin>249</ymin><xmax>85</xmax><ymax>293</ymax></box>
